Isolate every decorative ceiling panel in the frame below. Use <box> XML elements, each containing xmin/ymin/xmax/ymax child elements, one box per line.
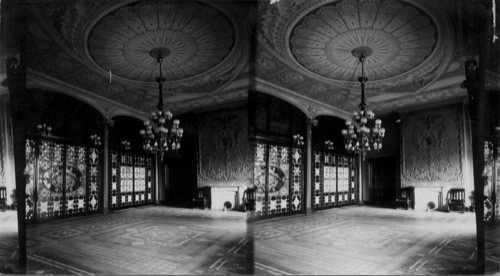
<box><xmin>19</xmin><ymin>0</ymin><xmax>486</xmax><ymax>117</ymax></box>
<box><xmin>25</xmin><ymin>0</ymin><xmax>250</xmax><ymax>115</ymax></box>
<box><xmin>290</xmin><ymin>0</ymin><xmax>438</xmax><ymax>82</ymax></box>
<box><xmin>88</xmin><ymin>1</ymin><xmax>235</xmax><ymax>82</ymax></box>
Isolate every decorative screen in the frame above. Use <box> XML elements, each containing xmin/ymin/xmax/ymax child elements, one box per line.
<box><xmin>254</xmin><ymin>143</ymin><xmax>267</xmax><ymax>217</ymax></box>
<box><xmin>111</xmin><ymin>151</ymin><xmax>119</xmax><ymax>208</ymax></box>
<box><xmin>37</xmin><ymin>141</ymin><xmax>64</xmax><ymax>220</ymax></box>
<box><xmin>253</xmin><ymin>142</ymin><xmax>303</xmax><ymax>217</ymax></box>
<box><xmin>350</xmin><ymin>155</ymin><xmax>357</xmax><ymax>203</ymax></box>
<box><xmin>25</xmin><ymin>137</ymin><xmax>103</xmax><ymax>223</ymax></box>
<box><xmin>338</xmin><ymin>156</ymin><xmax>349</xmax><ymax>205</ymax></box>
<box><xmin>146</xmin><ymin>156</ymin><xmax>152</xmax><ymax>202</ymax></box>
<box><xmin>323</xmin><ymin>152</ymin><xmax>335</xmax><ymax>207</ymax></box>
<box><xmin>134</xmin><ymin>156</ymin><xmax>146</xmax><ymax>204</ymax></box>
<box><xmin>496</xmin><ymin>160</ymin><xmax>500</xmax><ymax>221</ymax></box>
<box><xmin>120</xmin><ymin>154</ymin><xmax>134</xmax><ymax>207</ymax></box>
<box><xmin>65</xmin><ymin>145</ymin><xmax>87</xmax><ymax>215</ymax></box>
<box><xmin>88</xmin><ymin>147</ymin><xmax>100</xmax><ymax>211</ymax></box>
<box><xmin>268</xmin><ymin>145</ymin><xmax>289</xmax><ymax>215</ymax></box>
<box><xmin>313</xmin><ymin>151</ymin><xmax>321</xmax><ymax>209</ymax></box>
<box><xmin>25</xmin><ymin>139</ymin><xmax>36</xmax><ymax>222</ymax></box>
<box><xmin>312</xmin><ymin>151</ymin><xmax>358</xmax><ymax>210</ymax></box>
<box><xmin>290</xmin><ymin>148</ymin><xmax>303</xmax><ymax>212</ymax></box>
<box><xmin>110</xmin><ymin>151</ymin><xmax>153</xmax><ymax>209</ymax></box>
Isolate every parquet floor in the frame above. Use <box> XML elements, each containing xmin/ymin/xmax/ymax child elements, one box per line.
<box><xmin>251</xmin><ymin>206</ymin><xmax>481</xmax><ymax>275</ymax></box>
<box><xmin>0</xmin><ymin>205</ymin><xmax>498</xmax><ymax>274</ymax></box>
<box><xmin>26</xmin><ymin>206</ymin><xmax>250</xmax><ymax>275</ymax></box>
<box><xmin>0</xmin><ymin>210</ymin><xmax>18</xmax><ymax>274</ymax></box>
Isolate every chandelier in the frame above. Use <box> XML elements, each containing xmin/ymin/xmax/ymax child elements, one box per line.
<box><xmin>341</xmin><ymin>49</ymin><xmax>385</xmax><ymax>160</ymax></box>
<box><xmin>140</xmin><ymin>48</ymin><xmax>183</xmax><ymax>159</ymax></box>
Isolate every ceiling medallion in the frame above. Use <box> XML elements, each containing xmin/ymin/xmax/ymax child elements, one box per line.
<box><xmin>341</xmin><ymin>49</ymin><xmax>385</xmax><ymax>161</ymax></box>
<box><xmin>88</xmin><ymin>1</ymin><xmax>235</xmax><ymax>83</ymax></box>
<box><xmin>290</xmin><ymin>0</ymin><xmax>437</xmax><ymax>82</ymax></box>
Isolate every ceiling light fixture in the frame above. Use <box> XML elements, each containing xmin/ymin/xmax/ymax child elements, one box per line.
<box><xmin>140</xmin><ymin>48</ymin><xmax>183</xmax><ymax>159</ymax></box>
<box><xmin>341</xmin><ymin>48</ymin><xmax>385</xmax><ymax>161</ymax></box>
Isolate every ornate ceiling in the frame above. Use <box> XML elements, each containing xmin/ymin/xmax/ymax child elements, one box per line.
<box><xmin>16</xmin><ymin>0</ymin><xmax>496</xmax><ymax>120</ymax></box>
<box><xmin>88</xmin><ymin>1</ymin><xmax>235</xmax><ymax>84</ymax></box>
<box><xmin>289</xmin><ymin>0</ymin><xmax>437</xmax><ymax>82</ymax></box>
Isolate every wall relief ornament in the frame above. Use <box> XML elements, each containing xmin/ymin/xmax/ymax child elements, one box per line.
<box><xmin>401</xmin><ymin>104</ymin><xmax>465</xmax><ymax>187</ymax></box>
<box><xmin>198</xmin><ymin>107</ymin><xmax>253</xmax><ymax>187</ymax></box>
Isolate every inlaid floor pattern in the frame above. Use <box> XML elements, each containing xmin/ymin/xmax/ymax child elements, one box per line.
<box><xmin>23</xmin><ymin>205</ymin><xmax>499</xmax><ymax>275</ymax></box>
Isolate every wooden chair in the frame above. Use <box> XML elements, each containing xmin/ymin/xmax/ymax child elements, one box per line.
<box><xmin>447</xmin><ymin>188</ymin><xmax>465</xmax><ymax>212</ymax></box>
<box><xmin>0</xmin><ymin>187</ymin><xmax>6</xmax><ymax>212</ymax></box>
<box><xmin>243</xmin><ymin>187</ymin><xmax>256</xmax><ymax>211</ymax></box>
<box><xmin>395</xmin><ymin>186</ymin><xmax>414</xmax><ymax>210</ymax></box>
<box><xmin>192</xmin><ymin>187</ymin><xmax>208</xmax><ymax>209</ymax></box>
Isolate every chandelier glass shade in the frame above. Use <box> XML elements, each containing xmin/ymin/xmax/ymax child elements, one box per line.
<box><xmin>341</xmin><ymin>50</ymin><xmax>385</xmax><ymax>160</ymax></box>
<box><xmin>140</xmin><ymin>49</ymin><xmax>183</xmax><ymax>158</ymax></box>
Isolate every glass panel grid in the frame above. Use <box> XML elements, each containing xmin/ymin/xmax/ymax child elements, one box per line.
<box><xmin>291</xmin><ymin>148</ymin><xmax>303</xmax><ymax>212</ymax></box>
<box><xmin>254</xmin><ymin>143</ymin><xmax>267</xmax><ymax>217</ymax></box>
<box><xmin>313</xmin><ymin>151</ymin><xmax>322</xmax><ymax>209</ymax></box>
<box><xmin>88</xmin><ymin>147</ymin><xmax>100</xmax><ymax>211</ymax></box>
<box><xmin>37</xmin><ymin>141</ymin><xmax>64</xmax><ymax>220</ymax></box>
<box><xmin>268</xmin><ymin>145</ymin><xmax>289</xmax><ymax>215</ymax></box>
<box><xmin>65</xmin><ymin>145</ymin><xmax>87</xmax><ymax>215</ymax></box>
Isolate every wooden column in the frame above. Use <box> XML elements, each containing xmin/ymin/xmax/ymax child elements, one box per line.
<box><xmin>463</xmin><ymin>56</ymin><xmax>487</xmax><ymax>276</ymax></box>
<box><xmin>4</xmin><ymin>0</ymin><xmax>27</xmax><ymax>270</ymax></box>
<box><xmin>101</xmin><ymin>118</ymin><xmax>113</xmax><ymax>213</ymax></box>
<box><xmin>154</xmin><ymin>152</ymin><xmax>161</xmax><ymax>204</ymax></box>
<box><xmin>358</xmin><ymin>152</ymin><xmax>364</xmax><ymax>204</ymax></box>
<box><xmin>305</xmin><ymin>118</ymin><xmax>315</xmax><ymax>214</ymax></box>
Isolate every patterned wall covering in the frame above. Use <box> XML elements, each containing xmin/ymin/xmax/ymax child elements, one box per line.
<box><xmin>110</xmin><ymin>151</ymin><xmax>153</xmax><ymax>210</ymax></box>
<box><xmin>401</xmin><ymin>104</ymin><xmax>466</xmax><ymax>188</ymax></box>
<box><xmin>198</xmin><ymin>107</ymin><xmax>253</xmax><ymax>188</ymax></box>
<box><xmin>25</xmin><ymin>137</ymin><xmax>102</xmax><ymax>223</ymax></box>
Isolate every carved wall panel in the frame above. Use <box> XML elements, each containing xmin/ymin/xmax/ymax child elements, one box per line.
<box><xmin>198</xmin><ymin>106</ymin><xmax>253</xmax><ymax>188</ymax></box>
<box><xmin>401</xmin><ymin>104</ymin><xmax>466</xmax><ymax>188</ymax></box>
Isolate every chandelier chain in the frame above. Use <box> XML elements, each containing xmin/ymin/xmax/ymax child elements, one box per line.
<box><xmin>140</xmin><ymin>50</ymin><xmax>183</xmax><ymax>159</ymax></box>
<box><xmin>341</xmin><ymin>50</ymin><xmax>385</xmax><ymax>161</ymax></box>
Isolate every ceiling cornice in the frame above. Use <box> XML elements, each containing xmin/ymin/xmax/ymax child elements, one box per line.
<box><xmin>255</xmin><ymin>77</ymin><xmax>351</xmax><ymax>120</ymax></box>
<box><xmin>27</xmin><ymin>69</ymin><xmax>148</xmax><ymax>120</ymax></box>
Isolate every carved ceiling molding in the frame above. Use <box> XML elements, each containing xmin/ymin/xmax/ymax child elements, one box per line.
<box><xmin>30</xmin><ymin>0</ymin><xmax>249</xmax><ymax>96</ymax></box>
<box><xmin>168</xmin><ymin>87</ymin><xmax>248</xmax><ymax>114</ymax></box>
<box><xmin>386</xmin><ymin>84</ymin><xmax>467</xmax><ymax>113</ymax></box>
<box><xmin>256</xmin><ymin>44</ymin><xmax>353</xmax><ymax>103</ymax></box>
<box><xmin>82</xmin><ymin>0</ymin><xmax>248</xmax><ymax>93</ymax></box>
<box><xmin>255</xmin><ymin>78</ymin><xmax>351</xmax><ymax>120</ymax></box>
<box><xmin>26</xmin><ymin>69</ymin><xmax>148</xmax><ymax>121</ymax></box>
<box><xmin>259</xmin><ymin>0</ymin><xmax>458</xmax><ymax>95</ymax></box>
